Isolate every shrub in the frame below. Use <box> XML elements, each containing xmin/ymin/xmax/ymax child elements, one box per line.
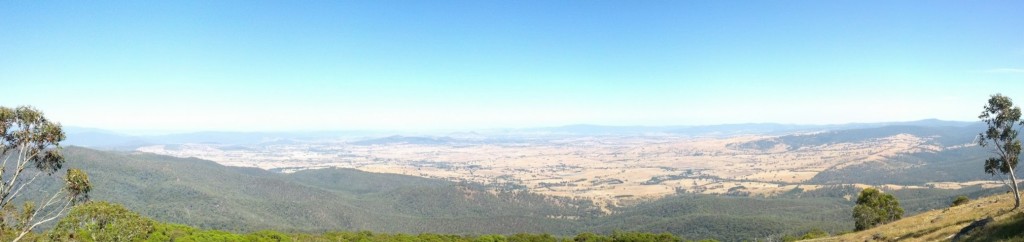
<box><xmin>952</xmin><ymin>195</ymin><xmax>970</xmax><ymax>207</ymax></box>
<box><xmin>49</xmin><ymin>201</ymin><xmax>155</xmax><ymax>242</ymax></box>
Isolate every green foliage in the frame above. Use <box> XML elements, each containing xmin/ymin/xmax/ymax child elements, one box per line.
<box><xmin>50</xmin><ymin>201</ymin><xmax>155</xmax><ymax>242</ymax></box>
<box><xmin>574</xmin><ymin>232</ymin><xmax>612</xmax><ymax>242</ymax></box>
<box><xmin>978</xmin><ymin>94</ymin><xmax>1023</xmax><ymax>175</ymax></box>
<box><xmin>65</xmin><ymin>168</ymin><xmax>92</xmax><ymax>203</ymax></box>
<box><xmin>777</xmin><ymin>228</ymin><xmax>829</xmax><ymax>242</ymax></box>
<box><xmin>145</xmin><ymin>223</ymin><xmax>197</xmax><ymax>242</ymax></box>
<box><xmin>17</xmin><ymin>202</ymin><xmax>36</xmax><ymax>231</ymax></box>
<box><xmin>853</xmin><ymin>188</ymin><xmax>903</xmax><ymax>231</ymax></box>
<box><xmin>18</xmin><ymin>199</ymin><xmax>726</xmax><ymax>242</ymax></box>
<box><xmin>799</xmin><ymin>228</ymin><xmax>828</xmax><ymax>240</ymax></box>
<box><xmin>0</xmin><ymin>106</ymin><xmax>67</xmax><ymax>174</ymax></box>
<box><xmin>507</xmin><ymin>233</ymin><xmax>557</xmax><ymax>242</ymax></box>
<box><xmin>474</xmin><ymin>234</ymin><xmax>508</xmax><ymax>242</ymax></box>
<box><xmin>172</xmin><ymin>229</ymin><xmax>248</xmax><ymax>242</ymax></box>
<box><xmin>609</xmin><ymin>231</ymin><xmax>680</xmax><ymax>242</ymax></box>
<box><xmin>952</xmin><ymin>195</ymin><xmax>970</xmax><ymax>207</ymax></box>
<box><xmin>246</xmin><ymin>230</ymin><xmax>293</xmax><ymax>242</ymax></box>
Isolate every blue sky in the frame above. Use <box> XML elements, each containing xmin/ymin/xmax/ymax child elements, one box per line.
<box><xmin>2</xmin><ymin>1</ymin><xmax>1023</xmax><ymax>132</ymax></box>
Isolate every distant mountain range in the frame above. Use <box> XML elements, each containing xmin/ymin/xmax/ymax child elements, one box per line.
<box><xmin>61</xmin><ymin>128</ymin><xmax>384</xmax><ymax>149</ymax></box>
<box><xmin>63</xmin><ymin>119</ymin><xmax>979</xmax><ymax>148</ymax></box>
<box><xmin>523</xmin><ymin>119</ymin><xmax>978</xmax><ymax>136</ymax></box>
<box><xmin>350</xmin><ymin>135</ymin><xmax>459</xmax><ymax>146</ymax></box>
<box><xmin>732</xmin><ymin>122</ymin><xmax>986</xmax><ymax>151</ymax></box>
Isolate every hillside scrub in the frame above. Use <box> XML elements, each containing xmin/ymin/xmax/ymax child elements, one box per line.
<box><xmin>822</xmin><ymin>192</ymin><xmax>1024</xmax><ymax>241</ymax></box>
<box><xmin>3</xmin><ymin>200</ymin><xmax>722</xmax><ymax>242</ymax></box>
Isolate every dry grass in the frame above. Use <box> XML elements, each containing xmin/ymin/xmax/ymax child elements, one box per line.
<box><xmin>815</xmin><ymin>192</ymin><xmax>1023</xmax><ymax>242</ymax></box>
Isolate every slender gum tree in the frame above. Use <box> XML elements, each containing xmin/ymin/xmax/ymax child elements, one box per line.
<box><xmin>0</xmin><ymin>106</ymin><xmax>91</xmax><ymax>241</ymax></box>
<box><xmin>978</xmin><ymin>94</ymin><xmax>1023</xmax><ymax>210</ymax></box>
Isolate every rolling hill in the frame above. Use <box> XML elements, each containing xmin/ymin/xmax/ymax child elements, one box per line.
<box><xmin>727</xmin><ymin>123</ymin><xmax>996</xmax><ymax>186</ymax></box>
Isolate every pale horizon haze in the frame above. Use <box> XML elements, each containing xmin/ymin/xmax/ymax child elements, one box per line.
<box><xmin>2</xmin><ymin>1</ymin><xmax>1023</xmax><ymax>132</ymax></box>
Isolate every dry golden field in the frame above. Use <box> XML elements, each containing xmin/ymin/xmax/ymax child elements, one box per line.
<box><xmin>136</xmin><ymin>133</ymin><xmax>999</xmax><ymax>207</ymax></box>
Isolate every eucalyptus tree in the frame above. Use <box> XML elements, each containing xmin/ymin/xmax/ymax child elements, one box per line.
<box><xmin>0</xmin><ymin>106</ymin><xmax>92</xmax><ymax>241</ymax></box>
<box><xmin>852</xmin><ymin>187</ymin><xmax>903</xmax><ymax>231</ymax></box>
<box><xmin>978</xmin><ymin>94</ymin><xmax>1023</xmax><ymax>210</ymax></box>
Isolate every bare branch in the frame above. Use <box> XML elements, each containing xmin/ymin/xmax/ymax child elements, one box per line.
<box><xmin>2</xmin><ymin>172</ymin><xmax>41</xmax><ymax>206</ymax></box>
<box><xmin>1</xmin><ymin>145</ymin><xmax>31</xmax><ymax>204</ymax></box>
<box><xmin>0</xmin><ymin>144</ymin><xmax>28</xmax><ymax>206</ymax></box>
<box><xmin>38</xmin><ymin>187</ymin><xmax>65</xmax><ymax>211</ymax></box>
<box><xmin>0</xmin><ymin>148</ymin><xmax>14</xmax><ymax>177</ymax></box>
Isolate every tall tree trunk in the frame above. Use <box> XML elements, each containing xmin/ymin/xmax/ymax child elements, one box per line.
<box><xmin>1009</xmin><ymin>167</ymin><xmax>1021</xmax><ymax>210</ymax></box>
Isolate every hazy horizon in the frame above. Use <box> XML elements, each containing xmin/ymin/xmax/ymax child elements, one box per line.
<box><xmin>3</xmin><ymin>1</ymin><xmax>1022</xmax><ymax>132</ymax></box>
<box><xmin>60</xmin><ymin>118</ymin><xmax>981</xmax><ymax>136</ymax></box>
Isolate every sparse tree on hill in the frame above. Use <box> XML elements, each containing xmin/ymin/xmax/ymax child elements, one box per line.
<box><xmin>852</xmin><ymin>188</ymin><xmax>903</xmax><ymax>231</ymax></box>
<box><xmin>0</xmin><ymin>106</ymin><xmax>92</xmax><ymax>241</ymax></box>
<box><xmin>977</xmin><ymin>94</ymin><xmax>1023</xmax><ymax>210</ymax></box>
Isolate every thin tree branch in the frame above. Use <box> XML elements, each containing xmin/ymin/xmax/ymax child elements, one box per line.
<box><xmin>7</xmin><ymin>145</ymin><xmax>30</xmax><ymax>191</ymax></box>
<box><xmin>4</xmin><ymin>146</ymin><xmax>41</xmax><ymax>205</ymax></box>
<box><xmin>0</xmin><ymin>144</ymin><xmax>28</xmax><ymax>206</ymax></box>
<box><xmin>2</xmin><ymin>171</ymin><xmax>41</xmax><ymax>206</ymax></box>
<box><xmin>12</xmin><ymin>198</ymin><xmax>72</xmax><ymax>242</ymax></box>
<box><xmin>39</xmin><ymin>188</ymin><xmax>65</xmax><ymax>210</ymax></box>
<box><xmin>0</xmin><ymin>147</ymin><xmax>14</xmax><ymax>178</ymax></box>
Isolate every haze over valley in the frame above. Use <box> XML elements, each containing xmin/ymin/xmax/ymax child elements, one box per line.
<box><xmin>69</xmin><ymin>120</ymin><xmax>999</xmax><ymax>210</ymax></box>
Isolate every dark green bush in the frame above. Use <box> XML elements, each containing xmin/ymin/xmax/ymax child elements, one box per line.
<box><xmin>952</xmin><ymin>195</ymin><xmax>970</xmax><ymax>207</ymax></box>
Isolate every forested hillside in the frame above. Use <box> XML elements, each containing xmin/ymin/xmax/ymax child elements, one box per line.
<box><xmin>60</xmin><ymin>147</ymin><xmax>593</xmax><ymax>234</ymax></box>
<box><xmin>18</xmin><ymin>201</ymin><xmax>719</xmax><ymax>242</ymax></box>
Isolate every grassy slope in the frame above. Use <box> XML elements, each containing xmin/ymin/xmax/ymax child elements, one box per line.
<box><xmin>818</xmin><ymin>192</ymin><xmax>1024</xmax><ymax>242</ymax></box>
